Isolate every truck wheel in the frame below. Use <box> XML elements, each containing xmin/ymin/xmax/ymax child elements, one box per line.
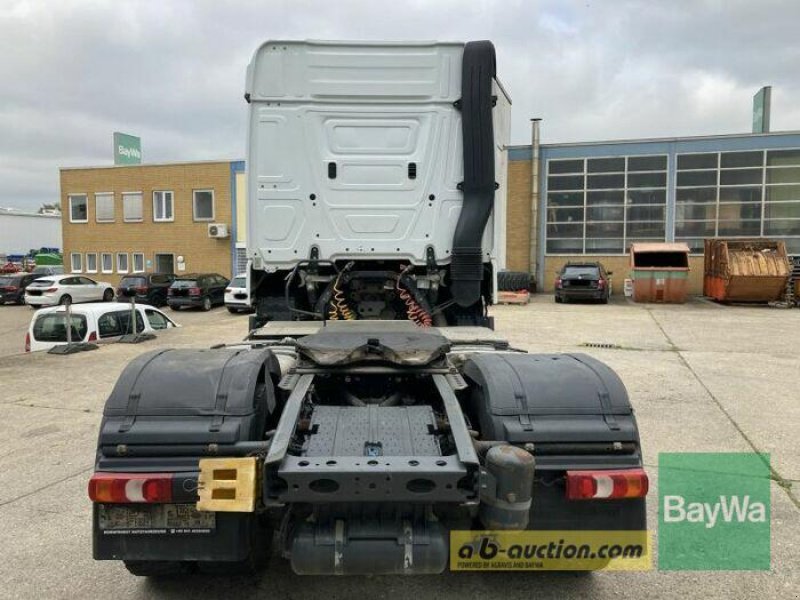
<box><xmin>123</xmin><ymin>560</ymin><xmax>192</xmax><ymax>577</ymax></box>
<box><xmin>497</xmin><ymin>271</ymin><xmax>531</xmax><ymax>292</ymax></box>
<box><xmin>197</xmin><ymin>516</ymin><xmax>271</xmax><ymax>575</ymax></box>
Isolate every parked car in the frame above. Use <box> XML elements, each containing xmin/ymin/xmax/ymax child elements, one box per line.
<box><xmin>25</xmin><ymin>275</ymin><xmax>115</xmax><ymax>308</ymax></box>
<box><xmin>554</xmin><ymin>262</ymin><xmax>611</xmax><ymax>304</ymax></box>
<box><xmin>0</xmin><ymin>272</ymin><xmax>45</xmax><ymax>305</ymax></box>
<box><xmin>167</xmin><ymin>273</ymin><xmax>229</xmax><ymax>311</ymax></box>
<box><xmin>32</xmin><ymin>265</ymin><xmax>65</xmax><ymax>276</ymax></box>
<box><xmin>117</xmin><ymin>273</ymin><xmax>176</xmax><ymax>307</ymax></box>
<box><xmin>25</xmin><ymin>302</ymin><xmax>179</xmax><ymax>353</ymax></box>
<box><xmin>224</xmin><ymin>274</ymin><xmax>252</xmax><ymax>313</ymax></box>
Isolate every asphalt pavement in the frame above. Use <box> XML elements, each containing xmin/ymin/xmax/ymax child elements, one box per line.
<box><xmin>0</xmin><ymin>296</ymin><xmax>797</xmax><ymax>599</ymax></box>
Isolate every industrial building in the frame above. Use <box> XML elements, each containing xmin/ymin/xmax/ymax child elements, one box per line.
<box><xmin>0</xmin><ymin>207</ymin><xmax>62</xmax><ymax>257</ymax></box>
<box><xmin>59</xmin><ymin>160</ymin><xmax>246</xmax><ymax>285</ymax></box>
<box><xmin>506</xmin><ymin>129</ymin><xmax>800</xmax><ymax>294</ymax></box>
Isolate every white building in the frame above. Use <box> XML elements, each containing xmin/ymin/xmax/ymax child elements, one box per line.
<box><xmin>0</xmin><ymin>207</ymin><xmax>62</xmax><ymax>255</ymax></box>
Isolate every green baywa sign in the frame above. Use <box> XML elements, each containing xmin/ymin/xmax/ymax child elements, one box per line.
<box><xmin>113</xmin><ymin>132</ymin><xmax>142</xmax><ymax>165</ymax></box>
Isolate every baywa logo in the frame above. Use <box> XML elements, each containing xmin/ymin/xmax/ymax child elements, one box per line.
<box><xmin>658</xmin><ymin>453</ymin><xmax>771</xmax><ymax>571</ymax></box>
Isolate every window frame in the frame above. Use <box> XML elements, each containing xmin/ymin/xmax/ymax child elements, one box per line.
<box><xmin>70</xmin><ymin>252</ymin><xmax>82</xmax><ymax>273</ymax></box>
<box><xmin>85</xmin><ymin>252</ymin><xmax>98</xmax><ymax>273</ymax></box>
<box><xmin>101</xmin><ymin>252</ymin><xmax>113</xmax><ymax>274</ymax></box>
<box><xmin>545</xmin><ymin>154</ymin><xmax>668</xmax><ymax>256</ymax></box>
<box><xmin>94</xmin><ymin>192</ymin><xmax>115</xmax><ymax>223</ymax></box>
<box><xmin>153</xmin><ymin>190</ymin><xmax>175</xmax><ymax>223</ymax></box>
<box><xmin>132</xmin><ymin>252</ymin><xmax>145</xmax><ymax>273</ymax></box>
<box><xmin>117</xmin><ymin>253</ymin><xmax>129</xmax><ymax>274</ymax></box>
<box><xmin>122</xmin><ymin>191</ymin><xmax>144</xmax><ymax>223</ymax></box>
<box><xmin>68</xmin><ymin>194</ymin><xmax>88</xmax><ymax>223</ymax></box>
<box><xmin>192</xmin><ymin>189</ymin><xmax>215</xmax><ymax>222</ymax></box>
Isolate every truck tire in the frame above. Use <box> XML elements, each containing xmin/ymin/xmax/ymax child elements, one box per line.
<box><xmin>197</xmin><ymin>515</ymin><xmax>272</xmax><ymax>576</ymax></box>
<box><xmin>123</xmin><ymin>560</ymin><xmax>193</xmax><ymax>577</ymax></box>
<box><xmin>497</xmin><ymin>271</ymin><xmax>530</xmax><ymax>292</ymax></box>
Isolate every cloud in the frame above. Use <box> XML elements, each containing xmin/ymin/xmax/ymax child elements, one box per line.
<box><xmin>1</xmin><ymin>0</ymin><xmax>799</xmax><ymax>209</ymax></box>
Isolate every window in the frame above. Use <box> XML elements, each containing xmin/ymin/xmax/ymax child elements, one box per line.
<box><xmin>132</xmin><ymin>253</ymin><xmax>145</xmax><ymax>273</ymax></box>
<box><xmin>545</xmin><ymin>154</ymin><xmax>668</xmax><ymax>255</ymax></box>
<box><xmin>117</xmin><ymin>253</ymin><xmax>129</xmax><ymax>273</ymax></box>
<box><xmin>69</xmin><ymin>194</ymin><xmax>88</xmax><ymax>223</ymax></box>
<box><xmin>192</xmin><ymin>190</ymin><xmax>215</xmax><ymax>221</ymax></box>
<box><xmin>145</xmin><ymin>309</ymin><xmax>171</xmax><ymax>330</ymax></box>
<box><xmin>32</xmin><ymin>314</ymin><xmax>88</xmax><ymax>343</ymax></box>
<box><xmin>86</xmin><ymin>253</ymin><xmax>98</xmax><ymax>273</ymax></box>
<box><xmin>153</xmin><ymin>191</ymin><xmax>174</xmax><ymax>222</ymax></box>
<box><xmin>70</xmin><ymin>253</ymin><xmax>82</xmax><ymax>273</ymax></box>
<box><xmin>676</xmin><ymin>148</ymin><xmax>800</xmax><ymax>252</ymax></box>
<box><xmin>95</xmin><ymin>193</ymin><xmax>115</xmax><ymax>222</ymax></box>
<box><xmin>97</xmin><ymin>310</ymin><xmax>145</xmax><ymax>338</ymax></box>
<box><xmin>122</xmin><ymin>192</ymin><xmax>143</xmax><ymax>222</ymax></box>
<box><xmin>101</xmin><ymin>253</ymin><xmax>113</xmax><ymax>273</ymax></box>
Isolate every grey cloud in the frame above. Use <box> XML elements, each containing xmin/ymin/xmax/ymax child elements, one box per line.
<box><xmin>1</xmin><ymin>0</ymin><xmax>798</xmax><ymax>210</ymax></box>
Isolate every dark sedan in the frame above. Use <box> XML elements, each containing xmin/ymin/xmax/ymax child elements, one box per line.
<box><xmin>0</xmin><ymin>273</ymin><xmax>45</xmax><ymax>305</ymax></box>
<box><xmin>555</xmin><ymin>262</ymin><xmax>611</xmax><ymax>304</ymax></box>
<box><xmin>117</xmin><ymin>273</ymin><xmax>176</xmax><ymax>307</ymax></box>
<box><xmin>167</xmin><ymin>273</ymin><xmax>229</xmax><ymax>311</ymax></box>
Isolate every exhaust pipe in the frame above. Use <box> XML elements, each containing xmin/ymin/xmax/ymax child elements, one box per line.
<box><xmin>450</xmin><ymin>40</ymin><xmax>497</xmax><ymax>308</ymax></box>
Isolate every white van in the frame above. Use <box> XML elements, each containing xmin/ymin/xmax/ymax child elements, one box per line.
<box><xmin>25</xmin><ymin>302</ymin><xmax>179</xmax><ymax>352</ymax></box>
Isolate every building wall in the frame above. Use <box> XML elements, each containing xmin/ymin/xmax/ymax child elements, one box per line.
<box><xmin>506</xmin><ymin>159</ymin><xmax>532</xmax><ymax>272</ymax></box>
<box><xmin>60</xmin><ymin>162</ymin><xmax>234</xmax><ymax>285</ymax></box>
<box><xmin>0</xmin><ymin>212</ymin><xmax>62</xmax><ymax>255</ymax></box>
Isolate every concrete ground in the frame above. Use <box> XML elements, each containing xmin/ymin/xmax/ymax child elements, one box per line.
<box><xmin>0</xmin><ymin>297</ymin><xmax>798</xmax><ymax>599</ymax></box>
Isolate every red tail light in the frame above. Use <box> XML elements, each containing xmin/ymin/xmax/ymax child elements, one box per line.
<box><xmin>24</xmin><ymin>332</ymin><xmax>30</xmax><ymax>352</ymax></box>
<box><xmin>45</xmin><ymin>287</ymin><xmax>58</xmax><ymax>293</ymax></box>
<box><xmin>136</xmin><ymin>286</ymin><xmax>147</xmax><ymax>294</ymax></box>
<box><xmin>555</xmin><ymin>278</ymin><xmax>562</xmax><ymax>289</ymax></box>
<box><xmin>168</xmin><ymin>288</ymin><xmax>175</xmax><ymax>295</ymax></box>
<box><xmin>2</xmin><ymin>286</ymin><xmax>18</xmax><ymax>292</ymax></box>
<box><xmin>88</xmin><ymin>473</ymin><xmax>174</xmax><ymax>503</ymax></box>
<box><xmin>88</xmin><ymin>331</ymin><xmax>97</xmax><ymax>342</ymax></box>
<box><xmin>566</xmin><ymin>468</ymin><xmax>649</xmax><ymax>500</ymax></box>
<box><xmin>597</xmin><ymin>278</ymin><xmax>606</xmax><ymax>288</ymax></box>
<box><xmin>189</xmin><ymin>287</ymin><xmax>201</xmax><ymax>296</ymax></box>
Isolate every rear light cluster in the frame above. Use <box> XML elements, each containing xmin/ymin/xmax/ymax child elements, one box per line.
<box><xmin>88</xmin><ymin>473</ymin><xmax>174</xmax><ymax>503</ymax></box>
<box><xmin>1</xmin><ymin>286</ymin><xmax>18</xmax><ymax>292</ymax></box>
<box><xmin>45</xmin><ymin>287</ymin><xmax>58</xmax><ymax>293</ymax></box>
<box><xmin>136</xmin><ymin>286</ymin><xmax>147</xmax><ymax>294</ymax></box>
<box><xmin>189</xmin><ymin>287</ymin><xmax>201</xmax><ymax>296</ymax></box>
<box><xmin>555</xmin><ymin>278</ymin><xmax>562</xmax><ymax>289</ymax></box>
<box><xmin>88</xmin><ymin>331</ymin><xmax>97</xmax><ymax>342</ymax></box>
<box><xmin>597</xmin><ymin>278</ymin><xmax>606</xmax><ymax>289</ymax></box>
<box><xmin>566</xmin><ymin>468</ymin><xmax>649</xmax><ymax>500</ymax></box>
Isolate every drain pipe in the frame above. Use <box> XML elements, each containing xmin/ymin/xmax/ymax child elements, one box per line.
<box><xmin>529</xmin><ymin>118</ymin><xmax>542</xmax><ymax>290</ymax></box>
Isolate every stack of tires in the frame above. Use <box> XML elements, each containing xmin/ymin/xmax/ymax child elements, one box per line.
<box><xmin>497</xmin><ymin>271</ymin><xmax>531</xmax><ymax>292</ymax></box>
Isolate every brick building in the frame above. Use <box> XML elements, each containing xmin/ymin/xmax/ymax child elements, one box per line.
<box><xmin>60</xmin><ymin>160</ymin><xmax>245</xmax><ymax>285</ymax></box>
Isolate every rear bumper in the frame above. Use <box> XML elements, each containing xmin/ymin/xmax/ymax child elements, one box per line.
<box><xmin>25</xmin><ymin>294</ymin><xmax>58</xmax><ymax>306</ymax></box>
<box><xmin>168</xmin><ymin>296</ymin><xmax>204</xmax><ymax>308</ymax></box>
<box><xmin>557</xmin><ymin>288</ymin><xmax>606</xmax><ymax>300</ymax></box>
<box><xmin>0</xmin><ymin>292</ymin><xmax>22</xmax><ymax>303</ymax></box>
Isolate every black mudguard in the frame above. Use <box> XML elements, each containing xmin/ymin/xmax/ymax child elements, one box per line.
<box><xmin>463</xmin><ymin>352</ymin><xmax>647</xmax><ymax>531</ymax></box>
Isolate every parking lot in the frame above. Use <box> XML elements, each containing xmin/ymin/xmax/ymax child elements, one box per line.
<box><xmin>0</xmin><ymin>297</ymin><xmax>798</xmax><ymax>599</ymax></box>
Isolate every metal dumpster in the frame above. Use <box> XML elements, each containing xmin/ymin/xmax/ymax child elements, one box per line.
<box><xmin>630</xmin><ymin>243</ymin><xmax>690</xmax><ymax>303</ymax></box>
<box><xmin>703</xmin><ymin>239</ymin><xmax>791</xmax><ymax>303</ymax></box>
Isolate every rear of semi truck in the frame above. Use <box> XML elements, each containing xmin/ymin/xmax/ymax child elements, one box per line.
<box><xmin>89</xmin><ymin>40</ymin><xmax>648</xmax><ymax>578</ymax></box>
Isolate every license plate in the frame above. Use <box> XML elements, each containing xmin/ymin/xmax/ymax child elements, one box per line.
<box><xmin>28</xmin><ymin>290</ymin><xmax>42</xmax><ymax>296</ymax></box>
<box><xmin>98</xmin><ymin>503</ymin><xmax>215</xmax><ymax>535</ymax></box>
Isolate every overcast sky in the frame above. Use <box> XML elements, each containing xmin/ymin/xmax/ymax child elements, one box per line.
<box><xmin>2</xmin><ymin>0</ymin><xmax>799</xmax><ymax>210</ymax></box>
